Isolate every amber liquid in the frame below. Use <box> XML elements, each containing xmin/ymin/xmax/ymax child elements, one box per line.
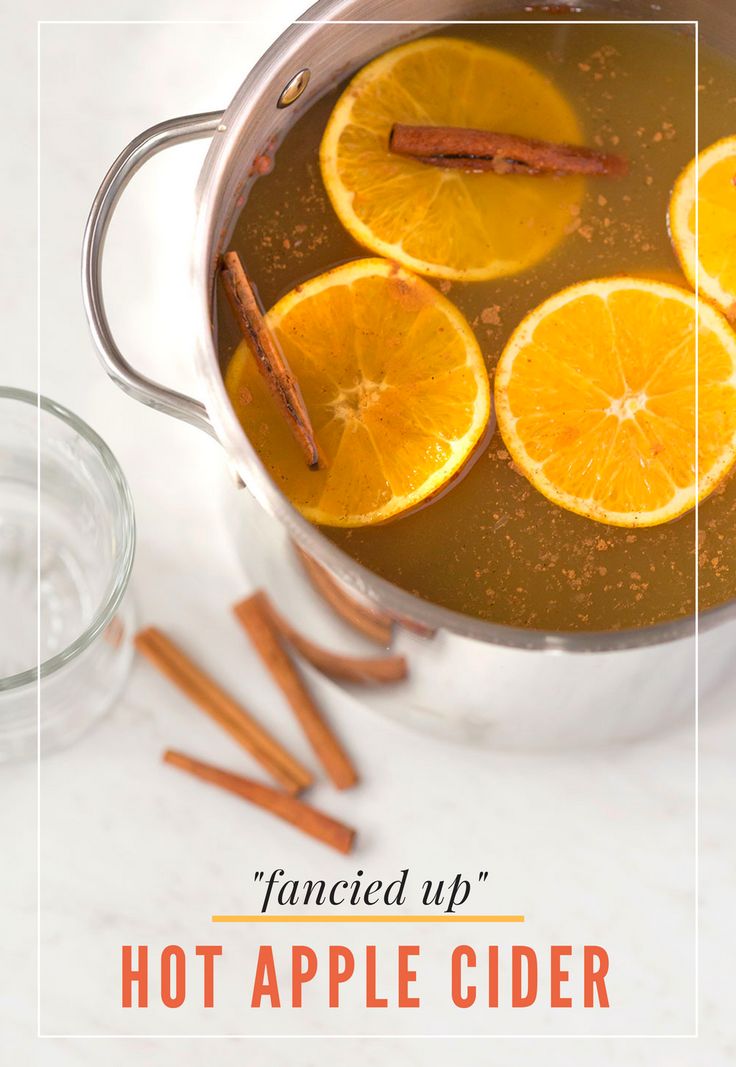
<box><xmin>218</xmin><ymin>22</ymin><xmax>736</xmax><ymax>631</ymax></box>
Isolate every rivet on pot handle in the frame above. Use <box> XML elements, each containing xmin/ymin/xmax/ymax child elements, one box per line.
<box><xmin>82</xmin><ymin>112</ymin><xmax>225</xmax><ymax>437</ymax></box>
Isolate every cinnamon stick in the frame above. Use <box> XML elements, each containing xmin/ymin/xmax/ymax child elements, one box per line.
<box><xmin>294</xmin><ymin>543</ymin><xmax>394</xmax><ymax>647</ymax></box>
<box><xmin>163</xmin><ymin>750</ymin><xmax>355</xmax><ymax>854</ymax></box>
<box><xmin>135</xmin><ymin>627</ymin><xmax>312</xmax><ymax>795</ymax></box>
<box><xmin>220</xmin><ymin>251</ymin><xmax>323</xmax><ymax>469</ymax></box>
<box><xmin>234</xmin><ymin>592</ymin><xmax>358</xmax><ymax>790</ymax></box>
<box><xmin>389</xmin><ymin>124</ymin><xmax>628</xmax><ymax>177</ymax></box>
<box><xmin>264</xmin><ymin>596</ymin><xmax>408</xmax><ymax>685</ymax></box>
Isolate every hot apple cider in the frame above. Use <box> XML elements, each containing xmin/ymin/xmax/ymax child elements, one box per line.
<box><xmin>217</xmin><ymin>21</ymin><xmax>736</xmax><ymax>632</ymax></box>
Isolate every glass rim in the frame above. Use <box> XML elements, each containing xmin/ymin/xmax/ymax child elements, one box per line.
<box><xmin>0</xmin><ymin>387</ymin><xmax>136</xmax><ymax>692</ymax></box>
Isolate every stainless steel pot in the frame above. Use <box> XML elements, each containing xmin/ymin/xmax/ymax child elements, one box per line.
<box><xmin>82</xmin><ymin>0</ymin><xmax>736</xmax><ymax>747</ymax></box>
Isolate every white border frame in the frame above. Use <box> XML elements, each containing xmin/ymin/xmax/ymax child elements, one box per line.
<box><xmin>35</xmin><ymin>12</ymin><xmax>699</xmax><ymax>1037</ymax></box>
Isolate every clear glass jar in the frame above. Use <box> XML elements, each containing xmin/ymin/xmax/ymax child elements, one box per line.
<box><xmin>0</xmin><ymin>389</ymin><xmax>136</xmax><ymax>761</ymax></box>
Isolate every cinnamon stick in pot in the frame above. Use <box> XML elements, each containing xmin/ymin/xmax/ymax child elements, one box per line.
<box><xmin>220</xmin><ymin>251</ymin><xmax>324</xmax><ymax>469</ymax></box>
<box><xmin>389</xmin><ymin>124</ymin><xmax>628</xmax><ymax>177</ymax></box>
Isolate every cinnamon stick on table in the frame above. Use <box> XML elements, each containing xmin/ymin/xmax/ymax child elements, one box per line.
<box><xmin>164</xmin><ymin>749</ymin><xmax>355</xmax><ymax>854</ymax></box>
<box><xmin>267</xmin><ymin>599</ymin><xmax>408</xmax><ymax>685</ymax></box>
<box><xmin>389</xmin><ymin>124</ymin><xmax>628</xmax><ymax>177</ymax></box>
<box><xmin>251</xmin><ymin>588</ymin><xmax>406</xmax><ymax>684</ymax></box>
<box><xmin>293</xmin><ymin>543</ymin><xmax>394</xmax><ymax>647</ymax></box>
<box><xmin>220</xmin><ymin>250</ymin><xmax>323</xmax><ymax>470</ymax></box>
<box><xmin>234</xmin><ymin>592</ymin><xmax>358</xmax><ymax>790</ymax></box>
<box><xmin>135</xmin><ymin>627</ymin><xmax>312</xmax><ymax>795</ymax></box>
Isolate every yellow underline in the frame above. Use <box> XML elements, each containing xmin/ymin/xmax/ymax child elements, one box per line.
<box><xmin>211</xmin><ymin>915</ymin><xmax>525</xmax><ymax>923</ymax></box>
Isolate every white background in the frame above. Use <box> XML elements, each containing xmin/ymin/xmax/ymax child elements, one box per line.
<box><xmin>1</xmin><ymin>1</ymin><xmax>735</xmax><ymax>1064</ymax></box>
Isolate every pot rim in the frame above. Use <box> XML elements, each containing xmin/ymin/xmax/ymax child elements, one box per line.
<box><xmin>191</xmin><ymin>0</ymin><xmax>736</xmax><ymax>653</ymax></box>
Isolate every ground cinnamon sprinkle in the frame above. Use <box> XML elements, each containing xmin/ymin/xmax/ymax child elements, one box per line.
<box><xmin>480</xmin><ymin>305</ymin><xmax>502</xmax><ymax>325</ymax></box>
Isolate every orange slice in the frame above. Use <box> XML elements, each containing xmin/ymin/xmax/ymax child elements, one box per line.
<box><xmin>225</xmin><ymin>259</ymin><xmax>491</xmax><ymax>527</ymax></box>
<box><xmin>669</xmin><ymin>135</ymin><xmax>736</xmax><ymax>319</ymax></box>
<box><xmin>320</xmin><ymin>36</ymin><xmax>585</xmax><ymax>281</ymax></box>
<box><xmin>494</xmin><ymin>277</ymin><xmax>736</xmax><ymax>527</ymax></box>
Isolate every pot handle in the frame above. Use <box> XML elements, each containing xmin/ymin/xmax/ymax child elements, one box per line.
<box><xmin>82</xmin><ymin>112</ymin><xmax>225</xmax><ymax>437</ymax></box>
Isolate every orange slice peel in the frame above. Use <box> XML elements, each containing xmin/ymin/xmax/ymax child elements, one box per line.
<box><xmin>669</xmin><ymin>135</ymin><xmax>736</xmax><ymax>320</ymax></box>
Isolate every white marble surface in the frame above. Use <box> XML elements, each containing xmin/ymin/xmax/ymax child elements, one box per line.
<box><xmin>2</xmin><ymin>3</ymin><xmax>735</xmax><ymax>1064</ymax></box>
